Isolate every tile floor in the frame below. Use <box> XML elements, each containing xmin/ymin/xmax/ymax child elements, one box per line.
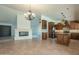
<box><xmin>0</xmin><ymin>38</ymin><xmax>79</xmax><ymax>55</ymax></box>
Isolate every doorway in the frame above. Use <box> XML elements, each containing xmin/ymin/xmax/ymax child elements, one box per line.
<box><xmin>48</xmin><ymin>22</ymin><xmax>55</xmax><ymax>38</ymax></box>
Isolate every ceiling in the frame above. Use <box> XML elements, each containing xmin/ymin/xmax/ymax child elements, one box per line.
<box><xmin>0</xmin><ymin>4</ymin><xmax>79</xmax><ymax>20</ymax></box>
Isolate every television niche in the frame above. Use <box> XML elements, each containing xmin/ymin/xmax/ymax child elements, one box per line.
<box><xmin>0</xmin><ymin>25</ymin><xmax>11</xmax><ymax>37</ymax></box>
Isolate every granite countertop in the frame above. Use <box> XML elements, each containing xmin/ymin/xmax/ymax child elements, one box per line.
<box><xmin>70</xmin><ymin>30</ymin><xmax>79</xmax><ymax>33</ymax></box>
<box><xmin>56</xmin><ymin>32</ymin><xmax>70</xmax><ymax>34</ymax></box>
<box><xmin>55</xmin><ymin>30</ymin><xmax>79</xmax><ymax>33</ymax></box>
<box><xmin>55</xmin><ymin>30</ymin><xmax>70</xmax><ymax>34</ymax></box>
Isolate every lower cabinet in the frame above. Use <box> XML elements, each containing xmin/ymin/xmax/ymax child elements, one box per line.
<box><xmin>42</xmin><ymin>32</ymin><xmax>47</xmax><ymax>40</ymax></box>
<box><xmin>71</xmin><ymin>33</ymin><xmax>79</xmax><ymax>39</ymax></box>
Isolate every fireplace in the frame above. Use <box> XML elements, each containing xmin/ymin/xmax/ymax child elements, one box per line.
<box><xmin>14</xmin><ymin>14</ymin><xmax>32</xmax><ymax>40</ymax></box>
<box><xmin>19</xmin><ymin>32</ymin><xmax>29</xmax><ymax>36</ymax></box>
<box><xmin>14</xmin><ymin>28</ymin><xmax>32</xmax><ymax>40</ymax></box>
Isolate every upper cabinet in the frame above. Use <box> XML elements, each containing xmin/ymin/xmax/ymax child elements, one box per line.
<box><xmin>42</xmin><ymin>20</ymin><xmax>47</xmax><ymax>29</ymax></box>
<box><xmin>70</xmin><ymin>21</ymin><xmax>79</xmax><ymax>29</ymax></box>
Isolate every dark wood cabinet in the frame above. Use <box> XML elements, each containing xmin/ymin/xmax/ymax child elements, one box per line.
<box><xmin>70</xmin><ymin>21</ymin><xmax>79</xmax><ymax>29</ymax></box>
<box><xmin>42</xmin><ymin>32</ymin><xmax>47</xmax><ymax>40</ymax></box>
<box><xmin>42</xmin><ymin>20</ymin><xmax>47</xmax><ymax>29</ymax></box>
<box><xmin>70</xmin><ymin>21</ymin><xmax>79</xmax><ymax>39</ymax></box>
<box><xmin>41</xmin><ymin>20</ymin><xmax>47</xmax><ymax>40</ymax></box>
<box><xmin>71</xmin><ymin>33</ymin><xmax>79</xmax><ymax>39</ymax></box>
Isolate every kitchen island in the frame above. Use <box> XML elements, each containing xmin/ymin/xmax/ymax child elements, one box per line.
<box><xmin>56</xmin><ymin>31</ymin><xmax>71</xmax><ymax>46</ymax></box>
<box><xmin>56</xmin><ymin>30</ymin><xmax>79</xmax><ymax>46</ymax></box>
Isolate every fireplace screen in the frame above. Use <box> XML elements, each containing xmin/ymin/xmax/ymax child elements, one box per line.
<box><xmin>19</xmin><ymin>32</ymin><xmax>29</xmax><ymax>36</ymax></box>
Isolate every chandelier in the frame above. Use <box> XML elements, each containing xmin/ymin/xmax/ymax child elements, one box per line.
<box><xmin>24</xmin><ymin>4</ymin><xmax>36</xmax><ymax>20</ymax></box>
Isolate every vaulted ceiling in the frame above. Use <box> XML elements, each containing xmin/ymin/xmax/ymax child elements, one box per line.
<box><xmin>1</xmin><ymin>4</ymin><xmax>79</xmax><ymax>20</ymax></box>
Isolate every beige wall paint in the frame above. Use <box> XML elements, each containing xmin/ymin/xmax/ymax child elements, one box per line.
<box><xmin>74</xmin><ymin>5</ymin><xmax>79</xmax><ymax>20</ymax></box>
